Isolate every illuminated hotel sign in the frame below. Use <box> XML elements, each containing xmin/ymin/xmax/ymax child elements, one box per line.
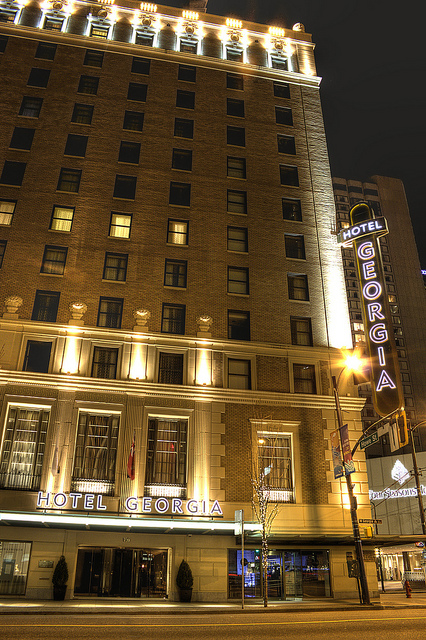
<box><xmin>37</xmin><ymin>492</ymin><xmax>223</xmax><ymax>516</ymax></box>
<box><xmin>337</xmin><ymin>202</ymin><xmax>403</xmax><ymax>417</ymax></box>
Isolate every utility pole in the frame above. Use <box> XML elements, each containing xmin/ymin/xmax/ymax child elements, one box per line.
<box><xmin>332</xmin><ymin>375</ymin><xmax>371</xmax><ymax>605</ymax></box>
<box><xmin>409</xmin><ymin>425</ymin><xmax>426</xmax><ymax>535</ymax></box>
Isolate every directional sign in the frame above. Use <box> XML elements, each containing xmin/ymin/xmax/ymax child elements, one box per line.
<box><xmin>359</xmin><ymin>518</ymin><xmax>382</xmax><ymax>524</ymax></box>
<box><xmin>360</xmin><ymin>431</ymin><xmax>379</xmax><ymax>450</ymax></box>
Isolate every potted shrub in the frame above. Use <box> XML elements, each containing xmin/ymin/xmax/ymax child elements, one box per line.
<box><xmin>176</xmin><ymin>559</ymin><xmax>193</xmax><ymax>602</ymax></box>
<box><xmin>52</xmin><ymin>555</ymin><xmax>69</xmax><ymax>601</ymax></box>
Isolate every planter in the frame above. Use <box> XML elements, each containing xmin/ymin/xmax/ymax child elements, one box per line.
<box><xmin>53</xmin><ymin>585</ymin><xmax>67</xmax><ymax>601</ymax></box>
<box><xmin>178</xmin><ymin>588</ymin><xmax>192</xmax><ymax>603</ymax></box>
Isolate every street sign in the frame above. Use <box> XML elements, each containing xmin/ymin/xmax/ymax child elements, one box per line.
<box><xmin>360</xmin><ymin>432</ymin><xmax>379</xmax><ymax>450</ymax></box>
<box><xmin>359</xmin><ymin>518</ymin><xmax>382</xmax><ymax>524</ymax></box>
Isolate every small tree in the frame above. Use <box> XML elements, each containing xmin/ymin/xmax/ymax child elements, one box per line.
<box><xmin>52</xmin><ymin>555</ymin><xmax>68</xmax><ymax>587</ymax></box>
<box><xmin>176</xmin><ymin>559</ymin><xmax>193</xmax><ymax>590</ymax></box>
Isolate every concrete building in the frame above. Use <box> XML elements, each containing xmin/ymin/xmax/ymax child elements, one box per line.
<box><xmin>0</xmin><ymin>1</ymin><xmax>374</xmax><ymax>601</ymax></box>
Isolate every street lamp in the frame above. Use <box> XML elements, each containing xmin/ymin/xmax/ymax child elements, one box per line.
<box><xmin>332</xmin><ymin>361</ymin><xmax>371</xmax><ymax>605</ymax></box>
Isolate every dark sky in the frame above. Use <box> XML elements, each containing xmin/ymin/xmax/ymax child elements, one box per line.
<box><xmin>167</xmin><ymin>0</ymin><xmax>426</xmax><ymax>266</ymax></box>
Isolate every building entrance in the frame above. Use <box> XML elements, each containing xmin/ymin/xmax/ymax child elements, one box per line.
<box><xmin>74</xmin><ymin>547</ymin><xmax>168</xmax><ymax>598</ymax></box>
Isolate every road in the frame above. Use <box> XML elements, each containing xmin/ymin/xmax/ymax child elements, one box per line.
<box><xmin>2</xmin><ymin>610</ymin><xmax>426</xmax><ymax>640</ymax></box>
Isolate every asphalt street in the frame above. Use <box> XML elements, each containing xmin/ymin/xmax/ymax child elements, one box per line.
<box><xmin>2</xmin><ymin>610</ymin><xmax>426</xmax><ymax>640</ymax></box>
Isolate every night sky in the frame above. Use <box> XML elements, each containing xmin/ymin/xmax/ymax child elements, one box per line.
<box><xmin>167</xmin><ymin>0</ymin><xmax>425</xmax><ymax>267</ymax></box>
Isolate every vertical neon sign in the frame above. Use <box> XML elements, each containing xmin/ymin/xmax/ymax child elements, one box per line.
<box><xmin>338</xmin><ymin>202</ymin><xmax>403</xmax><ymax>416</ymax></box>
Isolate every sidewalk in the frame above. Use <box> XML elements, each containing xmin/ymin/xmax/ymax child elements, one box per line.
<box><xmin>1</xmin><ymin>590</ymin><xmax>426</xmax><ymax>615</ymax></box>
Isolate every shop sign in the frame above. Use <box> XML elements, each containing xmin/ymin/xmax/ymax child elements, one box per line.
<box><xmin>337</xmin><ymin>203</ymin><xmax>403</xmax><ymax>417</ymax></box>
<box><xmin>369</xmin><ymin>486</ymin><xmax>426</xmax><ymax>501</ymax></box>
<box><xmin>37</xmin><ymin>491</ymin><xmax>223</xmax><ymax>516</ymax></box>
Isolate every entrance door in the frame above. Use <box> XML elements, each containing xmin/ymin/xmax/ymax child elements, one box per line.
<box><xmin>74</xmin><ymin>547</ymin><xmax>167</xmax><ymax>598</ymax></box>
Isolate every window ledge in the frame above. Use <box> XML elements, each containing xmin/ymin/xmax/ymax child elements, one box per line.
<box><xmin>227</xmin><ymin>250</ymin><xmax>248</xmax><ymax>255</ymax></box>
<box><xmin>168</xmin><ymin>203</ymin><xmax>190</xmax><ymax>208</ymax></box>
<box><xmin>48</xmin><ymin>228</ymin><xmax>71</xmax><ymax>234</ymax></box>
<box><xmin>39</xmin><ymin>272</ymin><xmax>64</xmax><ymax>277</ymax></box>
<box><xmin>117</xmin><ymin>161</ymin><xmax>140</xmax><ymax>166</ymax></box>
<box><xmin>227</xmin><ymin>176</ymin><xmax>247</xmax><ymax>181</ymax></box>
<box><xmin>102</xmin><ymin>279</ymin><xmax>127</xmax><ymax>284</ymax></box>
<box><xmin>164</xmin><ymin>285</ymin><xmax>187</xmax><ymax>291</ymax></box>
<box><xmin>166</xmin><ymin>243</ymin><xmax>188</xmax><ymax>248</ymax></box>
<box><xmin>286</xmin><ymin>257</ymin><xmax>306</xmax><ymax>261</ymax></box>
<box><xmin>227</xmin><ymin>292</ymin><xmax>249</xmax><ymax>297</ymax></box>
<box><xmin>289</xmin><ymin>299</ymin><xmax>310</xmax><ymax>304</ymax></box>
<box><xmin>227</xmin><ymin>211</ymin><xmax>247</xmax><ymax>216</ymax></box>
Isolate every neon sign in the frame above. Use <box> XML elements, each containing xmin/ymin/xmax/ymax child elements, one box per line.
<box><xmin>338</xmin><ymin>203</ymin><xmax>403</xmax><ymax>416</ymax></box>
<box><xmin>37</xmin><ymin>492</ymin><xmax>223</xmax><ymax>516</ymax></box>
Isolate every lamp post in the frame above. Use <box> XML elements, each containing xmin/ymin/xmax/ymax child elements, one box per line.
<box><xmin>332</xmin><ymin>373</ymin><xmax>371</xmax><ymax>605</ymax></box>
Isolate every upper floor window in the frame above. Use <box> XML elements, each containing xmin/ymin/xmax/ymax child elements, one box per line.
<box><xmin>172</xmin><ymin>148</ymin><xmax>192</xmax><ymax>171</ymax></box>
<box><xmin>127</xmin><ymin>82</ymin><xmax>148</xmax><ymax>102</ymax></box>
<box><xmin>161</xmin><ymin>303</ymin><xmax>185</xmax><ymax>335</ymax></box>
<box><xmin>176</xmin><ymin>90</ymin><xmax>195</xmax><ymax>109</ymax></box>
<box><xmin>91</xmin><ymin>347</ymin><xmax>119</xmax><ymax>379</ymax></box>
<box><xmin>169</xmin><ymin>182</ymin><xmax>191</xmax><ymax>207</ymax></box>
<box><xmin>131</xmin><ymin>56</ymin><xmax>151</xmax><ymax>74</ymax></box>
<box><xmin>0</xmin><ymin>240</ymin><xmax>6</xmax><ymax>268</ymax></box>
<box><xmin>228</xmin><ymin>310</ymin><xmax>250</xmax><ymax>340</ymax></box>
<box><xmin>280</xmin><ymin>165</ymin><xmax>299</xmax><ymax>187</ymax></box>
<box><xmin>145</xmin><ymin>418</ymin><xmax>187</xmax><ymax>494</ymax></box>
<box><xmin>97</xmin><ymin>297</ymin><xmax>123</xmax><ymax>328</ymax></box>
<box><xmin>167</xmin><ymin>219</ymin><xmax>188</xmax><ymax>245</ymax></box>
<box><xmin>273</xmin><ymin>81</ymin><xmax>290</xmax><ymax>98</ymax></box>
<box><xmin>178</xmin><ymin>64</ymin><xmax>196</xmax><ymax>82</ymax></box>
<box><xmin>227</xmin><ymin>98</ymin><xmax>245</xmax><ymax>117</ymax></box>
<box><xmin>290</xmin><ymin>317</ymin><xmax>313</xmax><ymax>346</ymax></box>
<box><xmin>78</xmin><ymin>75</ymin><xmax>99</xmax><ymax>95</ymax></box>
<box><xmin>0</xmin><ymin>200</ymin><xmax>16</xmax><ymax>226</ymax></box>
<box><xmin>0</xmin><ymin>35</ymin><xmax>8</xmax><ymax>52</ymax></box>
<box><xmin>227</xmin><ymin>156</ymin><xmax>246</xmax><ymax>179</ymax></box>
<box><xmin>118</xmin><ymin>141</ymin><xmax>141</xmax><ymax>164</ymax></box>
<box><xmin>41</xmin><ymin>245</ymin><xmax>68</xmax><ymax>275</ymax></box>
<box><xmin>227</xmin><ymin>125</ymin><xmax>245</xmax><ymax>147</ymax></box>
<box><xmin>113</xmin><ymin>175</ymin><xmax>137</xmax><ymax>199</ymax></box>
<box><xmin>123</xmin><ymin>110</ymin><xmax>144</xmax><ymax>131</ymax></box>
<box><xmin>84</xmin><ymin>49</ymin><xmax>104</xmax><ymax>67</ymax></box>
<box><xmin>288</xmin><ymin>273</ymin><xmax>309</xmax><ymax>301</ymax></box>
<box><xmin>228</xmin><ymin>358</ymin><xmax>251</xmax><ymax>389</ymax></box>
<box><xmin>227</xmin><ymin>226</ymin><xmax>248</xmax><ymax>252</ymax></box>
<box><xmin>158</xmin><ymin>353</ymin><xmax>184</xmax><ymax>385</ymax></box>
<box><xmin>285</xmin><ymin>234</ymin><xmax>305</xmax><ymax>259</ymax></box>
<box><xmin>23</xmin><ymin>340</ymin><xmax>52</xmax><ymax>373</ymax></box>
<box><xmin>19</xmin><ymin>96</ymin><xmax>43</xmax><ymax>118</ymax></box>
<box><xmin>103</xmin><ymin>252</ymin><xmax>128</xmax><ymax>281</ymax></box>
<box><xmin>9</xmin><ymin>127</ymin><xmax>35</xmax><ymax>151</ymax></box>
<box><xmin>0</xmin><ymin>161</ymin><xmax>26</xmax><ymax>186</ymax></box>
<box><xmin>57</xmin><ymin>168</ymin><xmax>81</xmax><ymax>193</ymax></box>
<box><xmin>174</xmin><ymin>118</ymin><xmax>193</xmax><ymax>139</ymax></box>
<box><xmin>71</xmin><ymin>103</ymin><xmax>94</xmax><ymax>125</ymax></box>
<box><xmin>275</xmin><ymin>106</ymin><xmax>293</xmax><ymax>126</ymax></box>
<box><xmin>228</xmin><ymin>267</ymin><xmax>249</xmax><ymax>295</ymax></box>
<box><xmin>35</xmin><ymin>42</ymin><xmax>57</xmax><ymax>60</ymax></box>
<box><xmin>64</xmin><ymin>134</ymin><xmax>88</xmax><ymax>157</ymax></box>
<box><xmin>109</xmin><ymin>212</ymin><xmax>132</xmax><ymax>238</ymax></box>
<box><xmin>27</xmin><ymin>68</ymin><xmax>50</xmax><ymax>88</ymax></box>
<box><xmin>278</xmin><ymin>135</ymin><xmax>296</xmax><ymax>155</ymax></box>
<box><xmin>164</xmin><ymin>259</ymin><xmax>187</xmax><ymax>288</ymax></box>
<box><xmin>31</xmin><ymin>290</ymin><xmax>60</xmax><ymax>322</ymax></box>
<box><xmin>135</xmin><ymin>32</ymin><xmax>154</xmax><ymax>47</ymax></box>
<box><xmin>50</xmin><ymin>206</ymin><xmax>74</xmax><ymax>232</ymax></box>
<box><xmin>282</xmin><ymin>198</ymin><xmax>302</xmax><ymax>221</ymax></box>
<box><xmin>227</xmin><ymin>73</ymin><xmax>244</xmax><ymax>90</ymax></box>
<box><xmin>258</xmin><ymin>434</ymin><xmax>294</xmax><ymax>502</ymax></box>
<box><xmin>293</xmin><ymin>364</ymin><xmax>316</xmax><ymax>394</ymax></box>
<box><xmin>43</xmin><ymin>16</ymin><xmax>63</xmax><ymax>31</ymax></box>
<box><xmin>227</xmin><ymin>189</ymin><xmax>247</xmax><ymax>214</ymax></box>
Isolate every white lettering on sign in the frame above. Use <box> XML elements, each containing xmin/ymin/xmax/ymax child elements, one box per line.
<box><xmin>340</xmin><ymin>218</ymin><xmax>387</xmax><ymax>243</ymax></box>
<box><xmin>37</xmin><ymin>492</ymin><xmax>223</xmax><ymax>516</ymax></box>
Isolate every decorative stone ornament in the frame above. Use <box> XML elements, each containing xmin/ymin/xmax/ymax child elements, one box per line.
<box><xmin>133</xmin><ymin>308</ymin><xmax>151</xmax><ymax>331</ymax></box>
<box><xmin>3</xmin><ymin>295</ymin><xmax>23</xmax><ymax>319</ymax></box>
<box><xmin>196</xmin><ymin>315</ymin><xmax>213</xmax><ymax>337</ymax></box>
<box><xmin>292</xmin><ymin>23</ymin><xmax>305</xmax><ymax>32</ymax></box>
<box><xmin>69</xmin><ymin>301</ymin><xmax>87</xmax><ymax>325</ymax></box>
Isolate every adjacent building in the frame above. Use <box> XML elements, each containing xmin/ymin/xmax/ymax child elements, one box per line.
<box><xmin>0</xmin><ymin>0</ymin><xmax>374</xmax><ymax>601</ymax></box>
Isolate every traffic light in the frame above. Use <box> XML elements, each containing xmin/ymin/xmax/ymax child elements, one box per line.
<box><xmin>396</xmin><ymin>409</ymin><xmax>409</xmax><ymax>448</ymax></box>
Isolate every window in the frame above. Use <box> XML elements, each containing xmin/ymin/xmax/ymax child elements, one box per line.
<box><xmin>227</xmin><ymin>73</ymin><xmax>244</xmax><ymax>90</ymax></box>
<box><xmin>176</xmin><ymin>90</ymin><xmax>195</xmax><ymax>109</ymax></box>
<box><xmin>227</xmin><ymin>226</ymin><xmax>248</xmax><ymax>252</ymax></box>
<box><xmin>31</xmin><ymin>290</ymin><xmax>60</xmax><ymax>322</ymax></box>
<box><xmin>35</xmin><ymin>41</ymin><xmax>57</xmax><ymax>60</ymax></box>
<box><xmin>0</xmin><ymin>406</ymin><xmax>50</xmax><ymax>490</ymax></box>
<box><xmin>172</xmin><ymin>148</ymin><xmax>192</xmax><ymax>171</ymax></box>
<box><xmin>57</xmin><ymin>168</ymin><xmax>81</xmax><ymax>192</ymax></box>
<box><xmin>109</xmin><ymin>212</ymin><xmax>132</xmax><ymax>238</ymax></box>
<box><xmin>9</xmin><ymin>127</ymin><xmax>35</xmax><ymax>151</ymax></box>
<box><xmin>127</xmin><ymin>82</ymin><xmax>147</xmax><ymax>102</ymax></box>
<box><xmin>103</xmin><ymin>252</ymin><xmax>128</xmax><ymax>281</ymax></box>
<box><xmin>273</xmin><ymin>81</ymin><xmax>290</xmax><ymax>98</ymax></box>
<box><xmin>290</xmin><ymin>317</ymin><xmax>313</xmax><ymax>346</ymax></box>
<box><xmin>0</xmin><ymin>161</ymin><xmax>26</xmax><ymax>186</ymax></box>
<box><xmin>228</xmin><ymin>310</ymin><xmax>250</xmax><ymax>340</ymax></box>
<box><xmin>226</xmin><ymin>47</ymin><xmax>243</xmax><ymax>62</ymax></box>
<box><xmin>167</xmin><ymin>219</ymin><xmax>188</xmax><ymax>245</ymax></box>
<box><xmin>174</xmin><ymin>59</ymin><xmax>195</xmax><ymax>80</ymax></box>
<box><xmin>27</xmin><ymin>67</ymin><xmax>50</xmax><ymax>88</ymax></box>
<box><xmin>0</xmin><ymin>8</ymin><xmax>17</xmax><ymax>23</ymax></box>
<box><xmin>50</xmin><ymin>206</ymin><xmax>74</xmax><ymax>232</ymax></box>
<box><xmin>123</xmin><ymin>110</ymin><xmax>144</xmax><ymax>131</ymax></box>
<box><xmin>83</xmin><ymin>49</ymin><xmax>104</xmax><ymax>67</ymax></box>
<box><xmin>78</xmin><ymin>75</ymin><xmax>99</xmax><ymax>95</ymax></box>
<box><xmin>161</xmin><ymin>303</ymin><xmax>185</xmax><ymax>334</ymax></box>
<box><xmin>72</xmin><ymin>413</ymin><xmax>119</xmax><ymax>494</ymax></box>
<box><xmin>227</xmin><ymin>98</ymin><xmax>245</xmax><ymax>117</ymax></box>
<box><xmin>43</xmin><ymin>16</ymin><xmax>63</xmax><ymax>31</ymax></box>
<box><xmin>90</xmin><ymin>24</ymin><xmax>109</xmax><ymax>39</ymax></box>
<box><xmin>97</xmin><ymin>297</ymin><xmax>123</xmax><ymax>328</ymax></box>
<box><xmin>164</xmin><ymin>259</ymin><xmax>187</xmax><ymax>288</ymax></box>
<box><xmin>41</xmin><ymin>245</ymin><xmax>67</xmax><ymax>275</ymax></box>
<box><xmin>91</xmin><ymin>347</ymin><xmax>119</xmax><ymax>379</ymax></box>
<box><xmin>278</xmin><ymin>134</ymin><xmax>296</xmax><ymax>155</ymax></box>
<box><xmin>169</xmin><ymin>182</ymin><xmax>191</xmax><ymax>206</ymax></box>
<box><xmin>271</xmin><ymin>56</ymin><xmax>288</xmax><ymax>70</ymax></box>
<box><xmin>280</xmin><ymin>164</ymin><xmax>299</xmax><ymax>186</ymax></box>
<box><xmin>145</xmin><ymin>418</ymin><xmax>187</xmax><ymax>494</ymax></box>
<box><xmin>227</xmin><ymin>190</ymin><xmax>247</xmax><ymax>214</ymax></box>
<box><xmin>228</xmin><ymin>359</ymin><xmax>251</xmax><ymax>389</ymax></box>
<box><xmin>158</xmin><ymin>353</ymin><xmax>184</xmax><ymax>385</ymax></box>
<box><xmin>135</xmin><ymin>32</ymin><xmax>154</xmax><ymax>47</ymax></box>
<box><xmin>227</xmin><ymin>125</ymin><xmax>245</xmax><ymax>146</ymax></box>
<box><xmin>71</xmin><ymin>103</ymin><xmax>94</xmax><ymax>125</ymax></box>
<box><xmin>285</xmin><ymin>234</ymin><xmax>305</xmax><ymax>259</ymax></box>
<box><xmin>0</xmin><ymin>200</ymin><xmax>16</xmax><ymax>226</ymax></box>
<box><xmin>174</xmin><ymin>118</ymin><xmax>193</xmax><ymax>139</ymax></box>
<box><xmin>275</xmin><ymin>106</ymin><xmax>293</xmax><ymax>125</ymax></box>
<box><xmin>227</xmin><ymin>156</ymin><xmax>246</xmax><ymax>179</ymax></box>
<box><xmin>0</xmin><ymin>240</ymin><xmax>6</xmax><ymax>267</ymax></box>
<box><xmin>23</xmin><ymin>340</ymin><xmax>52</xmax><ymax>373</ymax></box>
<box><xmin>113</xmin><ymin>174</ymin><xmax>137</xmax><ymax>199</ymax></box>
<box><xmin>19</xmin><ymin>96</ymin><xmax>43</xmax><ymax>117</ymax></box>
<box><xmin>0</xmin><ymin>542</ymin><xmax>31</xmax><ymax>595</ymax></box>
<box><xmin>293</xmin><ymin>364</ymin><xmax>316</xmax><ymax>394</ymax></box>
<box><xmin>228</xmin><ymin>267</ymin><xmax>249</xmax><ymax>295</ymax></box>
<box><xmin>132</xmin><ymin>56</ymin><xmax>151</xmax><ymax>74</ymax></box>
<box><xmin>180</xmin><ymin>39</ymin><xmax>197</xmax><ymax>54</ymax></box>
<box><xmin>64</xmin><ymin>134</ymin><xmax>88</xmax><ymax>157</ymax></box>
<box><xmin>288</xmin><ymin>273</ymin><xmax>309</xmax><ymax>301</ymax></box>
<box><xmin>0</xmin><ymin>35</ymin><xmax>9</xmax><ymax>52</ymax></box>
<box><xmin>282</xmin><ymin>198</ymin><xmax>302</xmax><ymax>221</ymax></box>
<box><xmin>258</xmin><ymin>434</ymin><xmax>294</xmax><ymax>501</ymax></box>
<box><xmin>118</xmin><ymin>141</ymin><xmax>141</xmax><ymax>164</ymax></box>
